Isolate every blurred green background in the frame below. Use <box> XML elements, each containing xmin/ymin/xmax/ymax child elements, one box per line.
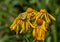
<box><xmin>0</xmin><ymin>0</ymin><xmax>60</xmax><ymax>42</ymax></box>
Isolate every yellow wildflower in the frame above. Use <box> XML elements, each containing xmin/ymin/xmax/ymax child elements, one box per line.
<box><xmin>36</xmin><ymin>21</ymin><xmax>47</xmax><ymax>41</ymax></box>
<box><xmin>36</xmin><ymin>9</ymin><xmax>56</xmax><ymax>24</ymax></box>
<box><xmin>32</xmin><ymin>18</ymin><xmax>47</xmax><ymax>42</ymax></box>
<box><xmin>10</xmin><ymin>8</ymin><xmax>37</xmax><ymax>34</ymax></box>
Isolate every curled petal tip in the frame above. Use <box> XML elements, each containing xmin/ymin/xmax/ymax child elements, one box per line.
<box><xmin>48</xmin><ymin>14</ymin><xmax>56</xmax><ymax>21</ymax></box>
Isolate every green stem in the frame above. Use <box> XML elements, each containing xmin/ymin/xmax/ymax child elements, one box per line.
<box><xmin>26</xmin><ymin>38</ymin><xmax>29</xmax><ymax>42</ymax></box>
<box><xmin>51</xmin><ymin>23</ymin><xmax>57</xmax><ymax>42</ymax></box>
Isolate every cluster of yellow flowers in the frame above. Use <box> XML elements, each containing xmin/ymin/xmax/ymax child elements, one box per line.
<box><xmin>10</xmin><ymin>8</ymin><xmax>56</xmax><ymax>42</ymax></box>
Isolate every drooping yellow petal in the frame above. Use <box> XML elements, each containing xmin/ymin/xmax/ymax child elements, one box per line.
<box><xmin>37</xmin><ymin>28</ymin><xmax>42</xmax><ymax>40</ymax></box>
<box><xmin>43</xmin><ymin>20</ymin><xmax>45</xmax><ymax>25</ymax></box>
<box><xmin>10</xmin><ymin>20</ymin><xmax>20</xmax><ymax>30</ymax></box>
<box><xmin>36</xmin><ymin>32</ymin><xmax>42</xmax><ymax>40</ymax></box>
<box><xmin>45</xmin><ymin>14</ymin><xmax>47</xmax><ymax>22</ymax></box>
<box><xmin>36</xmin><ymin>28</ymin><xmax>39</xmax><ymax>37</ymax></box>
<box><xmin>11</xmin><ymin>24</ymin><xmax>17</xmax><ymax>30</ymax></box>
<box><xmin>31</xmin><ymin>11</ymin><xmax>38</xmax><ymax>20</ymax></box>
<box><xmin>16</xmin><ymin>26</ymin><xmax>19</xmax><ymax>34</ymax></box>
<box><xmin>20</xmin><ymin>21</ymin><xmax>25</xmax><ymax>33</ymax></box>
<box><xmin>40</xmin><ymin>14</ymin><xmax>44</xmax><ymax>19</ymax></box>
<box><xmin>41</xmin><ymin>30</ymin><xmax>45</xmax><ymax>41</ymax></box>
<box><xmin>10</xmin><ymin>19</ymin><xmax>17</xmax><ymax>29</ymax></box>
<box><xmin>10</xmin><ymin>24</ymin><xmax>13</xmax><ymax>29</ymax></box>
<box><xmin>36</xmin><ymin>36</ymin><xmax>41</xmax><ymax>40</ymax></box>
<box><xmin>48</xmin><ymin>13</ymin><xmax>56</xmax><ymax>21</ymax></box>
<box><xmin>26</xmin><ymin>22</ymin><xmax>29</xmax><ymax>31</ymax></box>
<box><xmin>42</xmin><ymin>26</ymin><xmax>47</xmax><ymax>31</ymax></box>
<box><xmin>45</xmin><ymin>14</ymin><xmax>50</xmax><ymax>23</ymax></box>
<box><xmin>28</xmin><ymin>20</ymin><xmax>36</xmax><ymax>28</ymax></box>
<box><xmin>42</xmin><ymin>21</ymin><xmax>47</xmax><ymax>31</ymax></box>
<box><xmin>36</xmin><ymin>28</ymin><xmax>45</xmax><ymax>41</ymax></box>
<box><xmin>47</xmin><ymin>14</ymin><xmax>51</xmax><ymax>24</ymax></box>
<box><xmin>36</xmin><ymin>12</ymin><xmax>42</xmax><ymax>21</ymax></box>
<box><xmin>27</xmin><ymin>13</ymin><xmax>32</xmax><ymax>20</ymax></box>
<box><xmin>32</xmin><ymin>29</ymin><xmax>36</xmax><ymax>37</ymax></box>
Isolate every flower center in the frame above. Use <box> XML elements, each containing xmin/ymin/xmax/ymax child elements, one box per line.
<box><xmin>36</xmin><ymin>19</ymin><xmax>43</xmax><ymax>26</ymax></box>
<box><xmin>27</xmin><ymin>8</ymin><xmax>33</xmax><ymax>13</ymax></box>
<box><xmin>40</xmin><ymin>9</ymin><xmax>47</xmax><ymax>13</ymax></box>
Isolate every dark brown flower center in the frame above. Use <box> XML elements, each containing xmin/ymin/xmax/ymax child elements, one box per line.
<box><xmin>36</xmin><ymin>19</ymin><xmax>43</xmax><ymax>26</ymax></box>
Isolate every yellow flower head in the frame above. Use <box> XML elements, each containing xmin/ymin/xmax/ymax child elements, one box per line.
<box><xmin>10</xmin><ymin>8</ymin><xmax>35</xmax><ymax>34</ymax></box>
<box><xmin>38</xmin><ymin>9</ymin><xmax>56</xmax><ymax>24</ymax></box>
<box><xmin>32</xmin><ymin>18</ymin><xmax>47</xmax><ymax>41</ymax></box>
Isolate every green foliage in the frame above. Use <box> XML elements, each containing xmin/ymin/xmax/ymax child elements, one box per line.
<box><xmin>0</xmin><ymin>0</ymin><xmax>60</xmax><ymax>42</ymax></box>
